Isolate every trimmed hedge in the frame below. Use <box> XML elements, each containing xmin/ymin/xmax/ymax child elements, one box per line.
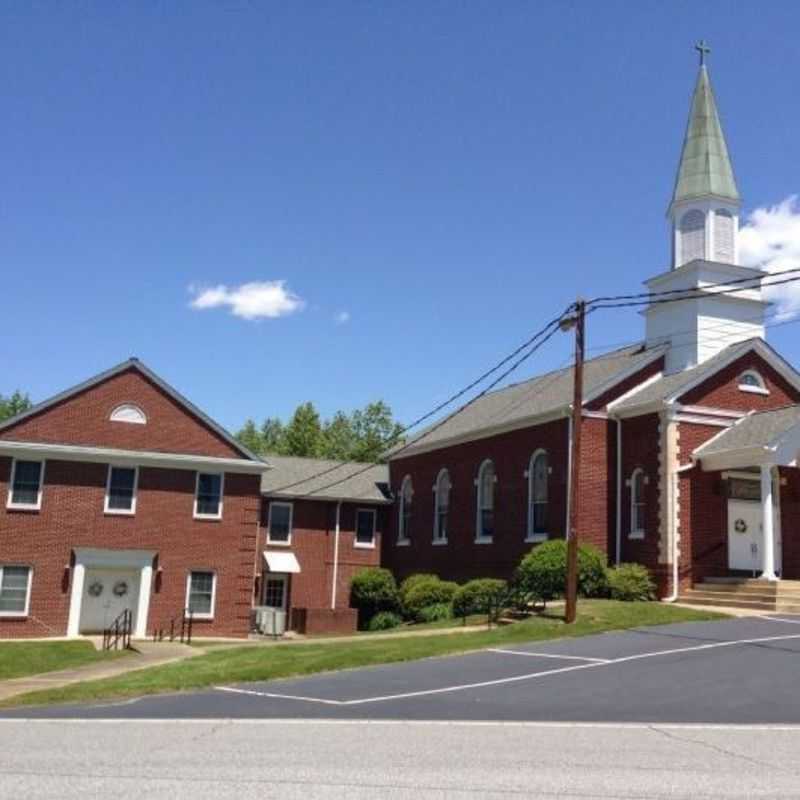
<box><xmin>607</xmin><ymin>563</ymin><xmax>656</xmax><ymax>601</ymax></box>
<box><xmin>350</xmin><ymin>567</ymin><xmax>400</xmax><ymax>628</ymax></box>
<box><xmin>367</xmin><ymin>611</ymin><xmax>403</xmax><ymax>631</ymax></box>
<box><xmin>452</xmin><ymin>578</ymin><xmax>508</xmax><ymax>618</ymax></box>
<box><xmin>515</xmin><ymin>540</ymin><xmax>608</xmax><ymax>600</ymax></box>
<box><xmin>402</xmin><ymin>578</ymin><xmax>459</xmax><ymax>621</ymax></box>
<box><xmin>398</xmin><ymin>574</ymin><xmax>439</xmax><ymax>608</ymax></box>
<box><xmin>416</xmin><ymin>603</ymin><xmax>453</xmax><ymax>623</ymax></box>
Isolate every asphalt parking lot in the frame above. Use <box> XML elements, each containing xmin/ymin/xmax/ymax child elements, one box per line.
<box><xmin>6</xmin><ymin>615</ymin><xmax>800</xmax><ymax>723</ymax></box>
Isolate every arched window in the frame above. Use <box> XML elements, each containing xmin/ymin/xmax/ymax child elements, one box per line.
<box><xmin>527</xmin><ymin>450</ymin><xmax>549</xmax><ymax>540</ymax></box>
<box><xmin>714</xmin><ymin>208</ymin><xmax>735</xmax><ymax>263</ymax></box>
<box><xmin>433</xmin><ymin>469</ymin><xmax>451</xmax><ymax>543</ymax></box>
<box><xmin>475</xmin><ymin>460</ymin><xmax>496</xmax><ymax>541</ymax></box>
<box><xmin>398</xmin><ymin>475</ymin><xmax>413</xmax><ymax>544</ymax></box>
<box><xmin>679</xmin><ymin>209</ymin><xmax>706</xmax><ymax>265</ymax></box>
<box><xmin>109</xmin><ymin>403</ymin><xmax>147</xmax><ymax>425</ymax></box>
<box><xmin>630</xmin><ymin>468</ymin><xmax>646</xmax><ymax>538</ymax></box>
<box><xmin>738</xmin><ymin>370</ymin><xmax>768</xmax><ymax>394</ymax></box>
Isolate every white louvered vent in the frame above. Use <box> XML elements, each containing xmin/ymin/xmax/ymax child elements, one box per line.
<box><xmin>714</xmin><ymin>208</ymin><xmax>735</xmax><ymax>263</ymax></box>
<box><xmin>679</xmin><ymin>209</ymin><xmax>706</xmax><ymax>265</ymax></box>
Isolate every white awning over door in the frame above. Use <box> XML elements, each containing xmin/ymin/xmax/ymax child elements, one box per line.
<box><xmin>263</xmin><ymin>550</ymin><xmax>301</xmax><ymax>573</ymax></box>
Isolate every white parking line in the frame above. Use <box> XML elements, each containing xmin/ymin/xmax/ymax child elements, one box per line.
<box><xmin>758</xmin><ymin>615</ymin><xmax>800</xmax><ymax>625</ymax></box>
<box><xmin>215</xmin><ymin>629</ymin><xmax>800</xmax><ymax>707</ymax></box>
<box><xmin>488</xmin><ymin>648</ymin><xmax>610</xmax><ymax>663</ymax></box>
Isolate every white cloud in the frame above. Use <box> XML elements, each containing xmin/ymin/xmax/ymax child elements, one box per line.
<box><xmin>739</xmin><ymin>195</ymin><xmax>800</xmax><ymax>315</ymax></box>
<box><xmin>188</xmin><ymin>281</ymin><xmax>305</xmax><ymax>320</ymax></box>
<box><xmin>334</xmin><ymin>310</ymin><xmax>351</xmax><ymax>325</ymax></box>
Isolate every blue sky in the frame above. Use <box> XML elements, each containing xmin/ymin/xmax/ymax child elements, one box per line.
<box><xmin>3</xmin><ymin>2</ymin><xmax>800</xmax><ymax>432</ymax></box>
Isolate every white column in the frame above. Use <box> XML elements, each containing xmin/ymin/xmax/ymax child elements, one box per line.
<box><xmin>66</xmin><ymin>562</ymin><xmax>85</xmax><ymax>637</ymax></box>
<box><xmin>135</xmin><ymin>564</ymin><xmax>153</xmax><ymax>638</ymax></box>
<box><xmin>761</xmin><ymin>464</ymin><xmax>778</xmax><ymax>581</ymax></box>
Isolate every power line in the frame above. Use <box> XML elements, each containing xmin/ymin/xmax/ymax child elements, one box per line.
<box><xmin>264</xmin><ymin>304</ymin><xmax>576</xmax><ymax>495</ymax></box>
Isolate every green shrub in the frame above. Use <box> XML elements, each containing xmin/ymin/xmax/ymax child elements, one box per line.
<box><xmin>416</xmin><ymin>603</ymin><xmax>453</xmax><ymax>624</ymax></box>
<box><xmin>350</xmin><ymin>568</ymin><xmax>400</xmax><ymax>628</ymax></box>
<box><xmin>515</xmin><ymin>540</ymin><xmax>609</xmax><ymax>601</ymax></box>
<box><xmin>607</xmin><ymin>563</ymin><xmax>656</xmax><ymax>601</ymax></box>
<box><xmin>403</xmin><ymin>578</ymin><xmax>459</xmax><ymax>621</ymax></box>
<box><xmin>452</xmin><ymin>578</ymin><xmax>508</xmax><ymax>618</ymax></box>
<box><xmin>398</xmin><ymin>573</ymin><xmax>439</xmax><ymax>608</ymax></box>
<box><xmin>367</xmin><ymin>611</ymin><xmax>403</xmax><ymax>631</ymax></box>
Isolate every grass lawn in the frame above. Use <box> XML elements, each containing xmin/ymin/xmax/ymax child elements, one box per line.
<box><xmin>3</xmin><ymin>601</ymin><xmax>726</xmax><ymax>708</ymax></box>
<box><xmin>0</xmin><ymin>641</ymin><xmax>124</xmax><ymax>682</ymax></box>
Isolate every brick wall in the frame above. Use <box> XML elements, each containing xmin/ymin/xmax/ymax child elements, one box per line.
<box><xmin>384</xmin><ymin>418</ymin><xmax>573</xmax><ymax>583</ymax></box>
<box><xmin>0</xmin><ymin>367</ymin><xmax>243</xmax><ymax>459</ymax></box>
<box><xmin>0</xmin><ymin>457</ymin><xmax>261</xmax><ymax>638</ymax></box>
<box><xmin>257</xmin><ymin>498</ymin><xmax>383</xmax><ymax>616</ymax></box>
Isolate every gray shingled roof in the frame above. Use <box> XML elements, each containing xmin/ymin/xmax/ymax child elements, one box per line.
<box><xmin>261</xmin><ymin>455</ymin><xmax>390</xmax><ymax>504</ymax></box>
<box><xmin>612</xmin><ymin>339</ymin><xmax>759</xmax><ymax>413</ymax></box>
<box><xmin>695</xmin><ymin>405</ymin><xmax>800</xmax><ymax>458</ymax></box>
<box><xmin>396</xmin><ymin>344</ymin><xmax>664</xmax><ymax>457</ymax></box>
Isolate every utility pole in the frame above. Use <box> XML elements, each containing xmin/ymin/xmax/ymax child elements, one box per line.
<box><xmin>563</xmin><ymin>299</ymin><xmax>586</xmax><ymax>624</ymax></box>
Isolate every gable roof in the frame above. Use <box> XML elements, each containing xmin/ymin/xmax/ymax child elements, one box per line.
<box><xmin>394</xmin><ymin>344</ymin><xmax>665</xmax><ymax>459</ymax></box>
<box><xmin>261</xmin><ymin>455</ymin><xmax>391</xmax><ymax>504</ymax></box>
<box><xmin>694</xmin><ymin>405</ymin><xmax>800</xmax><ymax>459</ymax></box>
<box><xmin>610</xmin><ymin>338</ymin><xmax>800</xmax><ymax>415</ymax></box>
<box><xmin>0</xmin><ymin>358</ymin><xmax>263</xmax><ymax>463</ymax></box>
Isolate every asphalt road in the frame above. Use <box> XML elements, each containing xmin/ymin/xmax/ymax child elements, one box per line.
<box><xmin>6</xmin><ymin>615</ymin><xmax>800</xmax><ymax>723</ymax></box>
<box><xmin>2</xmin><ymin>719</ymin><xmax>799</xmax><ymax>799</ymax></box>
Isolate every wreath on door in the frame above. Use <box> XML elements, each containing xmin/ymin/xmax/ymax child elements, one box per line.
<box><xmin>734</xmin><ymin>518</ymin><xmax>748</xmax><ymax>534</ymax></box>
<box><xmin>112</xmin><ymin>581</ymin><xmax>129</xmax><ymax>597</ymax></box>
<box><xmin>88</xmin><ymin>581</ymin><xmax>104</xmax><ymax>597</ymax></box>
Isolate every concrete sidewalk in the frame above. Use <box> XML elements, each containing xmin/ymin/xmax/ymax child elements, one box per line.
<box><xmin>0</xmin><ymin>641</ymin><xmax>198</xmax><ymax>703</ymax></box>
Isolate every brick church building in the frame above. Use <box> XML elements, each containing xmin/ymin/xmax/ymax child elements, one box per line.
<box><xmin>383</xmin><ymin>58</ymin><xmax>800</xmax><ymax>601</ymax></box>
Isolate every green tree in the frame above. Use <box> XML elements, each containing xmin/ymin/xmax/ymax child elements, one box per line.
<box><xmin>349</xmin><ymin>401</ymin><xmax>404</xmax><ymax>462</ymax></box>
<box><xmin>283</xmin><ymin>402</ymin><xmax>322</xmax><ymax>457</ymax></box>
<box><xmin>0</xmin><ymin>391</ymin><xmax>32</xmax><ymax>423</ymax></box>
<box><xmin>260</xmin><ymin>417</ymin><xmax>286</xmax><ymax>454</ymax></box>
<box><xmin>236</xmin><ymin>418</ymin><xmax>264</xmax><ymax>455</ymax></box>
<box><xmin>321</xmin><ymin>411</ymin><xmax>356</xmax><ymax>460</ymax></box>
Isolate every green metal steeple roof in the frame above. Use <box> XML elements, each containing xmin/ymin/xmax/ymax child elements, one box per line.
<box><xmin>670</xmin><ymin>64</ymin><xmax>740</xmax><ymax>211</ymax></box>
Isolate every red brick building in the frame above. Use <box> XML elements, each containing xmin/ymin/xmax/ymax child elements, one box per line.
<box><xmin>383</xmin><ymin>62</ymin><xmax>800</xmax><ymax>601</ymax></box>
<box><xmin>0</xmin><ymin>358</ymin><xmax>267</xmax><ymax>639</ymax></box>
<box><xmin>258</xmin><ymin>456</ymin><xmax>389</xmax><ymax>635</ymax></box>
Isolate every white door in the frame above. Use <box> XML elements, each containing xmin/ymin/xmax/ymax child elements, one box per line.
<box><xmin>261</xmin><ymin>574</ymin><xmax>288</xmax><ymax>635</ymax></box>
<box><xmin>728</xmin><ymin>500</ymin><xmax>763</xmax><ymax>572</ymax></box>
<box><xmin>79</xmin><ymin>569</ymin><xmax>139</xmax><ymax>633</ymax></box>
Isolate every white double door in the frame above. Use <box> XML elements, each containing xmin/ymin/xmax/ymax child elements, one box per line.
<box><xmin>79</xmin><ymin>568</ymin><xmax>140</xmax><ymax>633</ymax></box>
<box><xmin>728</xmin><ymin>499</ymin><xmax>782</xmax><ymax>574</ymax></box>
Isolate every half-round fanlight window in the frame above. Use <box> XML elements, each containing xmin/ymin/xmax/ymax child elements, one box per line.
<box><xmin>109</xmin><ymin>403</ymin><xmax>147</xmax><ymax>425</ymax></box>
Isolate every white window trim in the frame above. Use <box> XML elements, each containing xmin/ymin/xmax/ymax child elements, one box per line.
<box><xmin>262</xmin><ymin>573</ymin><xmax>288</xmax><ymax>609</ymax></box>
<box><xmin>526</xmin><ymin>449</ymin><xmax>549</xmax><ymax>542</ymax></box>
<box><xmin>0</xmin><ymin>564</ymin><xmax>33</xmax><ymax>618</ymax></box>
<box><xmin>629</xmin><ymin>467</ymin><xmax>646</xmax><ymax>540</ymax></box>
<box><xmin>397</xmin><ymin>475</ymin><xmax>413</xmax><ymax>546</ymax></box>
<box><xmin>432</xmin><ymin>468</ymin><xmax>450</xmax><ymax>545</ymax></box>
<box><xmin>354</xmin><ymin>507</ymin><xmax>377</xmax><ymax>549</ymax></box>
<box><xmin>109</xmin><ymin>403</ymin><xmax>148</xmax><ymax>425</ymax></box>
<box><xmin>185</xmin><ymin>570</ymin><xmax>217</xmax><ymax>620</ymax></box>
<box><xmin>103</xmin><ymin>464</ymin><xmax>139</xmax><ymax>516</ymax></box>
<box><xmin>267</xmin><ymin>501</ymin><xmax>294</xmax><ymax>546</ymax></box>
<box><xmin>6</xmin><ymin>459</ymin><xmax>45</xmax><ymax>511</ymax></box>
<box><xmin>193</xmin><ymin>471</ymin><xmax>224</xmax><ymax>520</ymax></box>
<box><xmin>474</xmin><ymin>459</ymin><xmax>496</xmax><ymax>544</ymax></box>
<box><xmin>738</xmin><ymin>370</ymin><xmax>769</xmax><ymax>395</ymax></box>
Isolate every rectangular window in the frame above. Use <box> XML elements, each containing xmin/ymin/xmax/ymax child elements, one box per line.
<box><xmin>267</xmin><ymin>502</ymin><xmax>293</xmax><ymax>544</ymax></box>
<box><xmin>186</xmin><ymin>571</ymin><xmax>216</xmax><ymax>618</ymax></box>
<box><xmin>263</xmin><ymin>576</ymin><xmax>286</xmax><ymax>609</ymax></box>
<box><xmin>7</xmin><ymin>460</ymin><xmax>44</xmax><ymax>510</ymax></box>
<box><xmin>194</xmin><ymin>473</ymin><xmax>223</xmax><ymax>519</ymax></box>
<box><xmin>105</xmin><ymin>466</ymin><xmax>138</xmax><ymax>514</ymax></box>
<box><xmin>0</xmin><ymin>566</ymin><xmax>32</xmax><ymax>616</ymax></box>
<box><xmin>355</xmin><ymin>508</ymin><xmax>376</xmax><ymax>548</ymax></box>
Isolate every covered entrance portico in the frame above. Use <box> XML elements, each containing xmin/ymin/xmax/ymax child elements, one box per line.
<box><xmin>67</xmin><ymin>548</ymin><xmax>156</xmax><ymax>638</ymax></box>
<box><xmin>694</xmin><ymin>406</ymin><xmax>800</xmax><ymax>582</ymax></box>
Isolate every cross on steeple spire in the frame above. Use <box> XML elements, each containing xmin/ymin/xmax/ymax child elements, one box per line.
<box><xmin>695</xmin><ymin>39</ymin><xmax>711</xmax><ymax>67</ymax></box>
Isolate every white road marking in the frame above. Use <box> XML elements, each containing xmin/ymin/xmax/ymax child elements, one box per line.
<box><xmin>488</xmin><ymin>648</ymin><xmax>610</xmax><ymax>663</ymax></box>
<box><xmin>214</xmin><ymin>629</ymin><xmax>800</xmax><ymax>707</ymax></box>
<box><xmin>758</xmin><ymin>615</ymin><xmax>800</xmax><ymax>625</ymax></box>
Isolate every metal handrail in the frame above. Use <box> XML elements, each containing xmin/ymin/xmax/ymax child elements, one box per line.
<box><xmin>152</xmin><ymin>608</ymin><xmax>194</xmax><ymax>645</ymax></box>
<box><xmin>102</xmin><ymin>608</ymin><xmax>133</xmax><ymax>651</ymax></box>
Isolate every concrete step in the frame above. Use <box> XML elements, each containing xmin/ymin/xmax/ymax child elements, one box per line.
<box><xmin>693</xmin><ymin>583</ymin><xmax>780</xmax><ymax>596</ymax></box>
<box><xmin>686</xmin><ymin>589</ymin><xmax>779</xmax><ymax>605</ymax></box>
<box><xmin>678</xmin><ymin>592</ymin><xmax>777</xmax><ymax>611</ymax></box>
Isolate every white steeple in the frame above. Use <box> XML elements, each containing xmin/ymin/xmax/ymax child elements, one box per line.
<box><xmin>645</xmin><ymin>43</ymin><xmax>768</xmax><ymax>374</ymax></box>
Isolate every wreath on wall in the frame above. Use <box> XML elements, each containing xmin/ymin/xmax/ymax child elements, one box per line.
<box><xmin>734</xmin><ymin>519</ymin><xmax>748</xmax><ymax>534</ymax></box>
<box><xmin>88</xmin><ymin>581</ymin><xmax>104</xmax><ymax>597</ymax></box>
<box><xmin>112</xmin><ymin>581</ymin><xmax>129</xmax><ymax>597</ymax></box>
